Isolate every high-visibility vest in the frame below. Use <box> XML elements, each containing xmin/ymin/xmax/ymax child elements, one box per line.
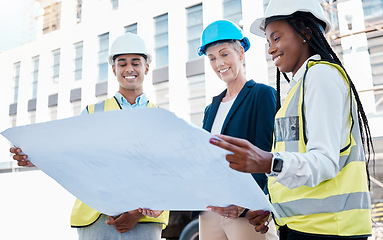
<box><xmin>70</xmin><ymin>96</ymin><xmax>169</xmax><ymax>228</ymax></box>
<box><xmin>270</xmin><ymin>60</ymin><xmax>371</xmax><ymax>236</ymax></box>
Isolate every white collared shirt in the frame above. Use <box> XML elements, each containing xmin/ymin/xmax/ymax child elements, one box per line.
<box><xmin>269</xmin><ymin>55</ymin><xmax>352</xmax><ymax>189</ymax></box>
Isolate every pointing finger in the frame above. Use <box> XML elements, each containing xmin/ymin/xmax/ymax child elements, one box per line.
<box><xmin>215</xmin><ymin>135</ymin><xmax>251</xmax><ymax>148</ymax></box>
<box><xmin>209</xmin><ymin>137</ymin><xmax>241</xmax><ymax>154</ymax></box>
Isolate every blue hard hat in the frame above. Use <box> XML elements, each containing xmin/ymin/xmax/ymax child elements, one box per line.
<box><xmin>198</xmin><ymin>20</ymin><xmax>250</xmax><ymax>56</ymax></box>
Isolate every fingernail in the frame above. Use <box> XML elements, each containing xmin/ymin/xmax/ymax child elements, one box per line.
<box><xmin>265</xmin><ymin>211</ymin><xmax>270</xmax><ymax>215</ymax></box>
<box><xmin>259</xmin><ymin>210</ymin><xmax>265</xmax><ymax>214</ymax></box>
<box><xmin>209</xmin><ymin>138</ymin><xmax>216</xmax><ymax>144</ymax></box>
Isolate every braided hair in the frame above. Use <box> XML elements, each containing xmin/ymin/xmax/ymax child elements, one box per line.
<box><xmin>275</xmin><ymin>11</ymin><xmax>374</xmax><ymax>188</ymax></box>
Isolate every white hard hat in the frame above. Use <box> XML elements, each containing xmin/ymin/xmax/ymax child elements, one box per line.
<box><xmin>250</xmin><ymin>0</ymin><xmax>331</xmax><ymax>37</ymax></box>
<box><xmin>108</xmin><ymin>33</ymin><xmax>152</xmax><ymax>65</ymax></box>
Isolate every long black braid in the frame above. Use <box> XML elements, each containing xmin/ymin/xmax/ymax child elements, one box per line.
<box><xmin>276</xmin><ymin>68</ymin><xmax>290</xmax><ymax>111</ymax></box>
<box><xmin>276</xmin><ymin>68</ymin><xmax>281</xmax><ymax>111</ymax></box>
<box><xmin>276</xmin><ymin>11</ymin><xmax>374</xmax><ymax>188</ymax></box>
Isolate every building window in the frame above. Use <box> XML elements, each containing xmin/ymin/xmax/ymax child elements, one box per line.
<box><xmin>49</xmin><ymin>106</ymin><xmax>58</xmax><ymax>121</ymax></box>
<box><xmin>52</xmin><ymin>49</ymin><xmax>60</xmax><ymax>83</ymax></box>
<box><xmin>362</xmin><ymin>0</ymin><xmax>383</xmax><ymax>20</ymax></box>
<box><xmin>13</xmin><ymin>62</ymin><xmax>21</xmax><ymax>103</ymax></box>
<box><xmin>154</xmin><ymin>13</ymin><xmax>169</xmax><ymax>67</ymax></box>
<box><xmin>29</xmin><ymin>111</ymin><xmax>36</xmax><ymax>124</ymax></box>
<box><xmin>153</xmin><ymin>81</ymin><xmax>169</xmax><ymax>110</ymax></box>
<box><xmin>322</xmin><ymin>1</ymin><xmax>339</xmax><ymax>30</ymax></box>
<box><xmin>186</xmin><ymin>4</ymin><xmax>203</xmax><ymax>60</ymax></box>
<box><xmin>188</xmin><ymin>74</ymin><xmax>206</xmax><ymax>127</ymax></box>
<box><xmin>96</xmin><ymin>94</ymin><xmax>108</xmax><ymax>103</ymax></box>
<box><xmin>72</xmin><ymin>100</ymin><xmax>82</xmax><ymax>116</ymax></box>
<box><xmin>125</xmin><ymin>23</ymin><xmax>137</xmax><ymax>34</ymax></box>
<box><xmin>98</xmin><ymin>32</ymin><xmax>109</xmax><ymax>82</ymax></box>
<box><xmin>111</xmin><ymin>0</ymin><xmax>119</xmax><ymax>9</ymax></box>
<box><xmin>32</xmin><ymin>56</ymin><xmax>39</xmax><ymax>99</ymax></box>
<box><xmin>42</xmin><ymin>2</ymin><xmax>61</xmax><ymax>34</ymax></box>
<box><xmin>368</xmin><ymin>37</ymin><xmax>383</xmax><ymax>114</ymax></box>
<box><xmin>369</xmin><ymin>39</ymin><xmax>383</xmax><ymax>86</ymax></box>
<box><xmin>76</xmin><ymin>0</ymin><xmax>82</xmax><ymax>23</ymax></box>
<box><xmin>10</xmin><ymin>115</ymin><xmax>17</xmax><ymax>128</ymax></box>
<box><xmin>223</xmin><ymin>0</ymin><xmax>243</xmax><ymax>27</ymax></box>
<box><xmin>74</xmin><ymin>41</ymin><xmax>83</xmax><ymax>80</ymax></box>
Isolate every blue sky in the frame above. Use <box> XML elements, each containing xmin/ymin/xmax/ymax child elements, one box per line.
<box><xmin>0</xmin><ymin>0</ymin><xmax>34</xmax><ymax>52</ymax></box>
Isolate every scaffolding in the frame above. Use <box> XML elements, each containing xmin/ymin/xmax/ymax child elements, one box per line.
<box><xmin>35</xmin><ymin>0</ymin><xmax>61</xmax><ymax>34</ymax></box>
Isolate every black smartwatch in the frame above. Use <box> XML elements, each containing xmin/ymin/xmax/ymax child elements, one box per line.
<box><xmin>272</xmin><ymin>153</ymin><xmax>283</xmax><ymax>173</ymax></box>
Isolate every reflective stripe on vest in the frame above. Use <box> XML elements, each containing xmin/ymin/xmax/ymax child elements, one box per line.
<box><xmin>70</xmin><ymin>97</ymin><xmax>169</xmax><ymax>228</ymax></box>
<box><xmin>270</xmin><ymin>60</ymin><xmax>371</xmax><ymax>236</ymax></box>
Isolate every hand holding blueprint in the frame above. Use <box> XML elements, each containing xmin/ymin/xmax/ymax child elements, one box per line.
<box><xmin>1</xmin><ymin>108</ymin><xmax>278</xmax><ymax>217</ymax></box>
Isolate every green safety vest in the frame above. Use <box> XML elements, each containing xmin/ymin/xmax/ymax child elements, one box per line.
<box><xmin>70</xmin><ymin>97</ymin><xmax>169</xmax><ymax>228</ymax></box>
<box><xmin>269</xmin><ymin>60</ymin><xmax>371</xmax><ymax>236</ymax></box>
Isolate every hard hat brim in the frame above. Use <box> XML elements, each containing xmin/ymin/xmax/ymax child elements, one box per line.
<box><xmin>250</xmin><ymin>13</ymin><xmax>331</xmax><ymax>38</ymax></box>
<box><xmin>108</xmin><ymin>53</ymin><xmax>152</xmax><ymax>65</ymax></box>
<box><xmin>250</xmin><ymin>18</ymin><xmax>268</xmax><ymax>37</ymax></box>
<box><xmin>198</xmin><ymin>37</ymin><xmax>250</xmax><ymax>56</ymax></box>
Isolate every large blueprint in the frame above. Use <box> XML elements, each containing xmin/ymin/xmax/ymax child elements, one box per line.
<box><xmin>1</xmin><ymin>108</ymin><xmax>276</xmax><ymax>216</ymax></box>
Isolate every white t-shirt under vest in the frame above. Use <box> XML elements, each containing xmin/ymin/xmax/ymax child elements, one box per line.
<box><xmin>210</xmin><ymin>97</ymin><xmax>236</xmax><ymax>135</ymax></box>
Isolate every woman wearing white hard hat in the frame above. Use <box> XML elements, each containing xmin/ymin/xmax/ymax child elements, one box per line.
<box><xmin>208</xmin><ymin>0</ymin><xmax>374</xmax><ymax>239</ymax></box>
<box><xmin>196</xmin><ymin>19</ymin><xmax>278</xmax><ymax>240</ymax></box>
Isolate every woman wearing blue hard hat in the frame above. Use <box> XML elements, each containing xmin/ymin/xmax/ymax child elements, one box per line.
<box><xmin>208</xmin><ymin>0</ymin><xmax>374</xmax><ymax>239</ymax></box>
<box><xmin>196</xmin><ymin>19</ymin><xmax>278</xmax><ymax>240</ymax></box>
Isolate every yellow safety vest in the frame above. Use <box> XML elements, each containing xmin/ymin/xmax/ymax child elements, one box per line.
<box><xmin>270</xmin><ymin>60</ymin><xmax>371</xmax><ymax>236</ymax></box>
<box><xmin>70</xmin><ymin>96</ymin><xmax>169</xmax><ymax>228</ymax></box>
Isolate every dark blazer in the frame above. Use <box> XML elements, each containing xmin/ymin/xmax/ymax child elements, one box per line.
<box><xmin>203</xmin><ymin>79</ymin><xmax>276</xmax><ymax>191</ymax></box>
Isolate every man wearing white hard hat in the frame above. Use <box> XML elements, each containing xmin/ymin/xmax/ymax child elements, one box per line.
<box><xmin>208</xmin><ymin>0</ymin><xmax>373</xmax><ymax>239</ymax></box>
<box><xmin>10</xmin><ymin>33</ymin><xmax>169</xmax><ymax>240</ymax></box>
